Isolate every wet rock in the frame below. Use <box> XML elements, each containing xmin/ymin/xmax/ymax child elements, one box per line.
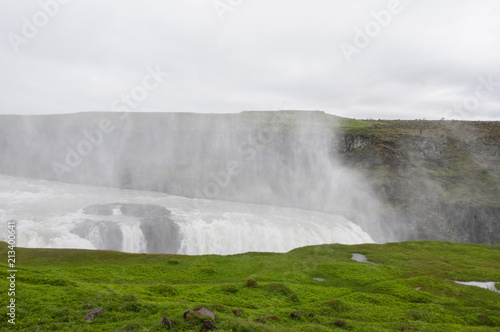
<box><xmin>82</xmin><ymin>204</ymin><xmax>114</xmax><ymax>215</ymax></box>
<box><xmin>79</xmin><ymin>203</ymin><xmax>181</xmax><ymax>254</ymax></box>
<box><xmin>84</xmin><ymin>308</ymin><xmax>104</xmax><ymax>322</ymax></box>
<box><xmin>140</xmin><ymin>213</ymin><xmax>181</xmax><ymax>254</ymax></box>
<box><xmin>71</xmin><ymin>220</ymin><xmax>123</xmax><ymax>251</ymax></box>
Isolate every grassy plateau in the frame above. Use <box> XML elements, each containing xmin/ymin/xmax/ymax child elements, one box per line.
<box><xmin>1</xmin><ymin>241</ymin><xmax>500</xmax><ymax>331</ymax></box>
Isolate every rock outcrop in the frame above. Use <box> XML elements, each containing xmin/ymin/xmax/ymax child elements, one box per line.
<box><xmin>73</xmin><ymin>203</ymin><xmax>181</xmax><ymax>253</ymax></box>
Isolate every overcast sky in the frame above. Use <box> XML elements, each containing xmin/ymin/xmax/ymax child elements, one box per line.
<box><xmin>0</xmin><ymin>0</ymin><xmax>499</xmax><ymax>120</ymax></box>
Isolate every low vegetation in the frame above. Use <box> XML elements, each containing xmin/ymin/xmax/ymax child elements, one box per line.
<box><xmin>1</xmin><ymin>241</ymin><xmax>499</xmax><ymax>331</ymax></box>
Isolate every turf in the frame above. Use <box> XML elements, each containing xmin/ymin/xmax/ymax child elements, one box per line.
<box><xmin>1</xmin><ymin>241</ymin><xmax>499</xmax><ymax>331</ymax></box>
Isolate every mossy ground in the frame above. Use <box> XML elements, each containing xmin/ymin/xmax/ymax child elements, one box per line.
<box><xmin>1</xmin><ymin>241</ymin><xmax>499</xmax><ymax>331</ymax></box>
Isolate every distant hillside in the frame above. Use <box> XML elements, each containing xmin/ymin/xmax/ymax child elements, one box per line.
<box><xmin>0</xmin><ymin>111</ymin><xmax>499</xmax><ymax>244</ymax></box>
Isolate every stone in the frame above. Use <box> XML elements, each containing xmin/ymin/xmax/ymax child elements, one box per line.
<box><xmin>232</xmin><ymin>308</ymin><xmax>243</xmax><ymax>316</ymax></box>
<box><xmin>253</xmin><ymin>318</ymin><xmax>266</xmax><ymax>324</ymax></box>
<box><xmin>200</xmin><ymin>319</ymin><xmax>218</xmax><ymax>331</ymax></box>
<box><xmin>84</xmin><ymin>308</ymin><xmax>104</xmax><ymax>322</ymax></box>
<box><xmin>160</xmin><ymin>315</ymin><xmax>172</xmax><ymax>328</ymax></box>
<box><xmin>246</xmin><ymin>279</ymin><xmax>258</xmax><ymax>288</ymax></box>
<box><xmin>184</xmin><ymin>307</ymin><xmax>216</xmax><ymax>321</ymax></box>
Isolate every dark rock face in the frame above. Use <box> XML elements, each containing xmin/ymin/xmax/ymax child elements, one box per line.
<box><xmin>338</xmin><ymin>120</ymin><xmax>500</xmax><ymax>245</ymax></box>
<box><xmin>76</xmin><ymin>203</ymin><xmax>181</xmax><ymax>253</ymax></box>
<box><xmin>409</xmin><ymin>204</ymin><xmax>500</xmax><ymax>245</ymax></box>
<box><xmin>332</xmin><ymin>134</ymin><xmax>371</xmax><ymax>154</ymax></box>
<box><xmin>71</xmin><ymin>220</ymin><xmax>123</xmax><ymax>251</ymax></box>
<box><xmin>139</xmin><ymin>212</ymin><xmax>180</xmax><ymax>254</ymax></box>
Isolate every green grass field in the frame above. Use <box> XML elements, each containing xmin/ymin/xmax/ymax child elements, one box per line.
<box><xmin>1</xmin><ymin>241</ymin><xmax>499</xmax><ymax>331</ymax></box>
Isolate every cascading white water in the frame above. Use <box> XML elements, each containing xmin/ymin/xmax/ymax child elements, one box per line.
<box><xmin>118</xmin><ymin>222</ymin><xmax>147</xmax><ymax>253</ymax></box>
<box><xmin>0</xmin><ymin>175</ymin><xmax>374</xmax><ymax>255</ymax></box>
<box><xmin>175</xmin><ymin>211</ymin><xmax>373</xmax><ymax>255</ymax></box>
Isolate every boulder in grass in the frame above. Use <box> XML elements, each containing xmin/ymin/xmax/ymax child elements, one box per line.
<box><xmin>200</xmin><ymin>320</ymin><xmax>218</xmax><ymax>331</ymax></box>
<box><xmin>246</xmin><ymin>279</ymin><xmax>258</xmax><ymax>288</ymax></box>
<box><xmin>289</xmin><ymin>311</ymin><xmax>300</xmax><ymax>319</ymax></box>
<box><xmin>232</xmin><ymin>308</ymin><xmax>243</xmax><ymax>316</ymax></box>
<box><xmin>183</xmin><ymin>307</ymin><xmax>216</xmax><ymax>321</ymax></box>
<box><xmin>84</xmin><ymin>308</ymin><xmax>104</xmax><ymax>322</ymax></box>
<box><xmin>160</xmin><ymin>315</ymin><xmax>172</xmax><ymax>328</ymax></box>
<box><xmin>253</xmin><ymin>318</ymin><xmax>266</xmax><ymax>324</ymax></box>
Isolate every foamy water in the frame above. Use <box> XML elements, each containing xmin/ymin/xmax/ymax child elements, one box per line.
<box><xmin>0</xmin><ymin>175</ymin><xmax>374</xmax><ymax>255</ymax></box>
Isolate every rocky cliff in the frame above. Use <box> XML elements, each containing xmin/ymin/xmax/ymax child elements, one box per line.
<box><xmin>0</xmin><ymin>111</ymin><xmax>498</xmax><ymax>244</ymax></box>
<box><xmin>335</xmin><ymin>119</ymin><xmax>500</xmax><ymax>244</ymax></box>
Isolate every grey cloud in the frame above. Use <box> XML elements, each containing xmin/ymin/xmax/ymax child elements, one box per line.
<box><xmin>0</xmin><ymin>0</ymin><xmax>499</xmax><ymax>119</ymax></box>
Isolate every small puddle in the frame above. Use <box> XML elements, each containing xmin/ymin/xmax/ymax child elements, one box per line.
<box><xmin>313</xmin><ymin>278</ymin><xmax>325</xmax><ymax>282</ymax></box>
<box><xmin>351</xmin><ymin>253</ymin><xmax>379</xmax><ymax>265</ymax></box>
<box><xmin>454</xmin><ymin>281</ymin><xmax>500</xmax><ymax>294</ymax></box>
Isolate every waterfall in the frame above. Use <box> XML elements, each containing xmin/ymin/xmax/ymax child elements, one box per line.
<box><xmin>0</xmin><ymin>175</ymin><xmax>374</xmax><ymax>255</ymax></box>
<box><xmin>118</xmin><ymin>222</ymin><xmax>147</xmax><ymax>253</ymax></box>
